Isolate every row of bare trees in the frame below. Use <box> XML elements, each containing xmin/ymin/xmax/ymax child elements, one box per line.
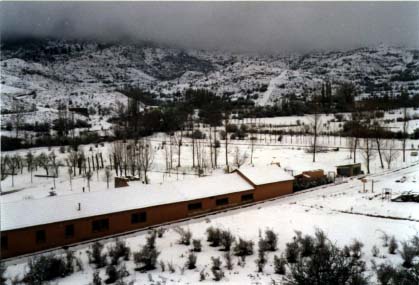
<box><xmin>109</xmin><ymin>140</ymin><xmax>154</xmax><ymax>184</ymax></box>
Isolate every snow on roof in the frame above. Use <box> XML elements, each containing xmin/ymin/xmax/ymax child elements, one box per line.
<box><xmin>235</xmin><ymin>164</ymin><xmax>294</xmax><ymax>186</ymax></box>
<box><xmin>1</xmin><ymin>172</ymin><xmax>254</xmax><ymax>231</ymax></box>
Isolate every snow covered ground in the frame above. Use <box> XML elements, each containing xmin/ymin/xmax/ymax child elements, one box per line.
<box><xmin>2</xmin><ymin>162</ymin><xmax>419</xmax><ymax>284</ymax></box>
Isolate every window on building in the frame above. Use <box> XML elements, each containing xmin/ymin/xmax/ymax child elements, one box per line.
<box><xmin>36</xmin><ymin>230</ymin><xmax>46</xmax><ymax>244</ymax></box>
<box><xmin>65</xmin><ymin>224</ymin><xmax>75</xmax><ymax>238</ymax></box>
<box><xmin>216</xmin><ymin>198</ymin><xmax>229</xmax><ymax>206</ymax></box>
<box><xmin>188</xmin><ymin>202</ymin><xmax>202</xmax><ymax>211</ymax></box>
<box><xmin>241</xmin><ymin>193</ymin><xmax>254</xmax><ymax>202</ymax></box>
<box><xmin>131</xmin><ymin>212</ymin><xmax>147</xmax><ymax>224</ymax></box>
<box><xmin>92</xmin><ymin>218</ymin><xmax>109</xmax><ymax>233</ymax></box>
<box><xmin>1</xmin><ymin>235</ymin><xmax>8</xmax><ymax>250</ymax></box>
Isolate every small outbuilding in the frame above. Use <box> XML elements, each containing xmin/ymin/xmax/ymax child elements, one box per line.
<box><xmin>336</xmin><ymin>163</ymin><xmax>363</xmax><ymax>177</ymax></box>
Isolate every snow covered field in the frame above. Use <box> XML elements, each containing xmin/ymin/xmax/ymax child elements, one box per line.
<box><xmin>2</xmin><ymin>162</ymin><xmax>418</xmax><ymax>284</ymax></box>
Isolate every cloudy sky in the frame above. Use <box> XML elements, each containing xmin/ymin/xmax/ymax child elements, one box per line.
<box><xmin>1</xmin><ymin>1</ymin><xmax>418</xmax><ymax>53</ymax></box>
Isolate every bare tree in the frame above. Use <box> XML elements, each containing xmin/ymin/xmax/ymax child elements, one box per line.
<box><xmin>7</xmin><ymin>155</ymin><xmax>21</xmax><ymax>187</ymax></box>
<box><xmin>37</xmin><ymin>152</ymin><xmax>49</xmax><ymax>176</ymax></box>
<box><xmin>224</xmin><ymin>111</ymin><xmax>230</xmax><ymax>169</ymax></box>
<box><xmin>233</xmin><ymin>147</ymin><xmax>248</xmax><ymax>169</ymax></box>
<box><xmin>250</xmin><ymin>136</ymin><xmax>257</xmax><ymax>165</ymax></box>
<box><xmin>49</xmin><ymin>152</ymin><xmax>61</xmax><ymax>189</ymax></box>
<box><xmin>10</xmin><ymin>100</ymin><xmax>25</xmax><ymax>138</ymax></box>
<box><xmin>372</xmin><ymin>121</ymin><xmax>385</xmax><ymax>169</ymax></box>
<box><xmin>111</xmin><ymin>141</ymin><xmax>125</xmax><ymax>176</ymax></box>
<box><xmin>68</xmin><ymin>167</ymin><xmax>73</xmax><ymax>191</ymax></box>
<box><xmin>383</xmin><ymin>139</ymin><xmax>400</xmax><ymax>170</ymax></box>
<box><xmin>310</xmin><ymin>110</ymin><xmax>322</xmax><ymax>163</ymax></box>
<box><xmin>66</xmin><ymin>151</ymin><xmax>78</xmax><ymax>177</ymax></box>
<box><xmin>402</xmin><ymin>107</ymin><xmax>409</xmax><ymax>163</ymax></box>
<box><xmin>361</xmin><ymin>138</ymin><xmax>376</xmax><ymax>174</ymax></box>
<box><xmin>104</xmin><ymin>167</ymin><xmax>113</xmax><ymax>189</ymax></box>
<box><xmin>139</xmin><ymin>140</ymin><xmax>154</xmax><ymax>184</ymax></box>
<box><xmin>26</xmin><ymin>151</ymin><xmax>35</xmax><ymax>183</ymax></box>
<box><xmin>85</xmin><ymin>171</ymin><xmax>93</xmax><ymax>191</ymax></box>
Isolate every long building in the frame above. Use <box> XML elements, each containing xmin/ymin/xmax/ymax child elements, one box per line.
<box><xmin>1</xmin><ymin>165</ymin><xmax>294</xmax><ymax>259</ymax></box>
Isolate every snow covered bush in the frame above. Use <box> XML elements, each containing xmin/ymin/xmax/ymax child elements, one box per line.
<box><xmin>186</xmin><ymin>253</ymin><xmax>197</xmax><ymax>270</ymax></box>
<box><xmin>92</xmin><ymin>270</ymin><xmax>102</xmax><ymax>285</ymax></box>
<box><xmin>211</xmin><ymin>257</ymin><xmax>224</xmax><ymax>281</ymax></box>
<box><xmin>199</xmin><ymin>269</ymin><xmax>206</xmax><ymax>281</ymax></box>
<box><xmin>285</xmin><ymin>231</ymin><xmax>367</xmax><ymax>285</ymax></box>
<box><xmin>273</xmin><ymin>255</ymin><xmax>287</xmax><ymax>275</ymax></box>
<box><xmin>296</xmin><ymin>234</ymin><xmax>314</xmax><ymax>257</ymax></box>
<box><xmin>233</xmin><ymin>238</ymin><xmax>254</xmax><ymax>257</ymax></box>
<box><xmin>285</xmin><ymin>240</ymin><xmax>300</xmax><ymax>263</ymax></box>
<box><xmin>159</xmin><ymin>260</ymin><xmax>166</xmax><ymax>272</ymax></box>
<box><xmin>380</xmin><ymin>231</ymin><xmax>390</xmax><ymax>247</ymax></box>
<box><xmin>24</xmin><ymin>255</ymin><xmax>69</xmax><ymax>284</ymax></box>
<box><xmin>399</xmin><ymin>241</ymin><xmax>417</xmax><ymax>268</ymax></box>
<box><xmin>192</xmin><ymin>239</ymin><xmax>202</xmax><ymax>252</ymax></box>
<box><xmin>105</xmin><ymin>263</ymin><xmax>129</xmax><ymax>284</ymax></box>
<box><xmin>372</xmin><ymin>245</ymin><xmax>380</xmax><ymax>257</ymax></box>
<box><xmin>350</xmin><ymin>239</ymin><xmax>364</xmax><ymax>259</ymax></box>
<box><xmin>206</xmin><ymin>226</ymin><xmax>222</xmax><ymax>247</ymax></box>
<box><xmin>0</xmin><ymin>263</ymin><xmax>5</xmax><ymax>284</ymax></box>
<box><xmin>156</xmin><ymin>228</ymin><xmax>166</xmax><ymax>238</ymax></box>
<box><xmin>260</xmin><ymin>229</ymin><xmax>278</xmax><ymax>252</ymax></box>
<box><xmin>388</xmin><ymin>236</ymin><xmax>398</xmax><ymax>254</ymax></box>
<box><xmin>133</xmin><ymin>232</ymin><xmax>160</xmax><ymax>271</ymax></box>
<box><xmin>108</xmin><ymin>239</ymin><xmax>131</xmax><ymax>265</ymax></box>
<box><xmin>220</xmin><ymin>230</ymin><xmax>235</xmax><ymax>251</ymax></box>
<box><xmin>88</xmin><ymin>242</ymin><xmax>107</xmax><ymax>268</ymax></box>
<box><xmin>255</xmin><ymin>242</ymin><xmax>267</xmax><ymax>273</ymax></box>
<box><xmin>223</xmin><ymin>251</ymin><xmax>233</xmax><ymax>270</ymax></box>
<box><xmin>174</xmin><ymin>227</ymin><xmax>192</xmax><ymax>246</ymax></box>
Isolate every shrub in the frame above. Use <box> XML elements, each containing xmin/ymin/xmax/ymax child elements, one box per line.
<box><xmin>261</xmin><ymin>229</ymin><xmax>278</xmax><ymax>251</ymax></box>
<box><xmin>374</xmin><ymin>263</ymin><xmax>397</xmax><ymax>285</ymax></box>
<box><xmin>200</xmin><ymin>269</ymin><xmax>206</xmax><ymax>281</ymax></box>
<box><xmin>233</xmin><ymin>238</ymin><xmax>254</xmax><ymax>257</ymax></box>
<box><xmin>255</xmin><ymin>244</ymin><xmax>267</xmax><ymax>273</ymax></box>
<box><xmin>88</xmin><ymin>242</ymin><xmax>107</xmax><ymax>268</ymax></box>
<box><xmin>92</xmin><ymin>270</ymin><xmax>102</xmax><ymax>285</ymax></box>
<box><xmin>159</xmin><ymin>260</ymin><xmax>165</xmax><ymax>272</ymax></box>
<box><xmin>192</xmin><ymin>239</ymin><xmax>202</xmax><ymax>252</ymax></box>
<box><xmin>105</xmin><ymin>264</ymin><xmax>119</xmax><ymax>284</ymax></box>
<box><xmin>168</xmin><ymin>262</ymin><xmax>175</xmax><ymax>273</ymax></box>
<box><xmin>274</xmin><ymin>255</ymin><xmax>286</xmax><ymax>275</ymax></box>
<box><xmin>211</xmin><ymin>257</ymin><xmax>224</xmax><ymax>281</ymax></box>
<box><xmin>400</xmin><ymin>241</ymin><xmax>417</xmax><ymax>268</ymax></box>
<box><xmin>411</xmin><ymin>235</ymin><xmax>419</xmax><ymax>255</ymax></box>
<box><xmin>298</xmin><ymin>235</ymin><xmax>314</xmax><ymax>257</ymax></box>
<box><xmin>380</xmin><ymin>231</ymin><xmax>390</xmax><ymax>247</ymax></box>
<box><xmin>24</xmin><ymin>255</ymin><xmax>68</xmax><ymax>284</ymax></box>
<box><xmin>133</xmin><ymin>232</ymin><xmax>160</xmax><ymax>271</ymax></box>
<box><xmin>174</xmin><ymin>227</ymin><xmax>192</xmax><ymax>246</ymax></box>
<box><xmin>207</xmin><ymin>226</ymin><xmax>222</xmax><ymax>247</ymax></box>
<box><xmin>372</xmin><ymin>245</ymin><xmax>380</xmax><ymax>257</ymax></box>
<box><xmin>224</xmin><ymin>252</ymin><xmax>233</xmax><ymax>270</ymax></box>
<box><xmin>156</xmin><ymin>228</ymin><xmax>166</xmax><ymax>238</ymax></box>
<box><xmin>0</xmin><ymin>262</ymin><xmax>6</xmax><ymax>284</ymax></box>
<box><xmin>108</xmin><ymin>239</ymin><xmax>131</xmax><ymax>265</ymax></box>
<box><xmin>388</xmin><ymin>236</ymin><xmax>398</xmax><ymax>254</ymax></box>
<box><xmin>186</xmin><ymin>253</ymin><xmax>197</xmax><ymax>270</ymax></box>
<box><xmin>285</xmin><ymin>231</ymin><xmax>367</xmax><ymax>285</ymax></box>
<box><xmin>350</xmin><ymin>239</ymin><xmax>364</xmax><ymax>259</ymax></box>
<box><xmin>220</xmin><ymin>230</ymin><xmax>235</xmax><ymax>251</ymax></box>
<box><xmin>146</xmin><ymin>230</ymin><xmax>157</xmax><ymax>249</ymax></box>
<box><xmin>285</xmin><ymin>240</ymin><xmax>300</xmax><ymax>263</ymax></box>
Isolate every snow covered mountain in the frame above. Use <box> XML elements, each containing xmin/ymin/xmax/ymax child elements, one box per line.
<box><xmin>1</xmin><ymin>39</ymin><xmax>418</xmax><ymax>121</ymax></box>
